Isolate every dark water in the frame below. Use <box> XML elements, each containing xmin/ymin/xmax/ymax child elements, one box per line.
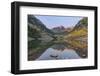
<box><xmin>28</xmin><ymin>39</ymin><xmax>87</xmax><ymax>61</ymax></box>
<box><xmin>36</xmin><ymin>43</ymin><xmax>81</xmax><ymax>60</ymax></box>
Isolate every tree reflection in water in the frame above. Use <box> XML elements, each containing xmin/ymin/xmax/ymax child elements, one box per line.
<box><xmin>28</xmin><ymin>41</ymin><xmax>87</xmax><ymax>61</ymax></box>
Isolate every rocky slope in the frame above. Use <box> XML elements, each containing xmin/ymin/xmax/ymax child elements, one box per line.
<box><xmin>64</xmin><ymin>17</ymin><xmax>88</xmax><ymax>58</ymax></box>
<box><xmin>28</xmin><ymin>15</ymin><xmax>55</xmax><ymax>50</ymax></box>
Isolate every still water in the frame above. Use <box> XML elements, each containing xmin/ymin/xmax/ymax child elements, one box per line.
<box><xmin>36</xmin><ymin>44</ymin><xmax>81</xmax><ymax>60</ymax></box>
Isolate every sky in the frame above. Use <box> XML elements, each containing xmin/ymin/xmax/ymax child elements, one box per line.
<box><xmin>35</xmin><ymin>15</ymin><xmax>83</xmax><ymax>29</ymax></box>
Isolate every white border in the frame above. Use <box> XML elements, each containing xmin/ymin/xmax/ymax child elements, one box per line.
<box><xmin>20</xmin><ymin>6</ymin><xmax>95</xmax><ymax>70</ymax></box>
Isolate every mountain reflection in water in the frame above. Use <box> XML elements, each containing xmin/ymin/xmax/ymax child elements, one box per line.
<box><xmin>36</xmin><ymin>44</ymin><xmax>81</xmax><ymax>60</ymax></box>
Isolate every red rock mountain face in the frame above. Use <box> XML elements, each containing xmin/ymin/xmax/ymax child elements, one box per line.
<box><xmin>52</xmin><ymin>26</ymin><xmax>65</xmax><ymax>30</ymax></box>
<box><xmin>52</xmin><ymin>25</ymin><xmax>73</xmax><ymax>33</ymax></box>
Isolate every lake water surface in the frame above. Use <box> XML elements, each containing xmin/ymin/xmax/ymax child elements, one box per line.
<box><xmin>36</xmin><ymin>44</ymin><xmax>81</xmax><ymax>60</ymax></box>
